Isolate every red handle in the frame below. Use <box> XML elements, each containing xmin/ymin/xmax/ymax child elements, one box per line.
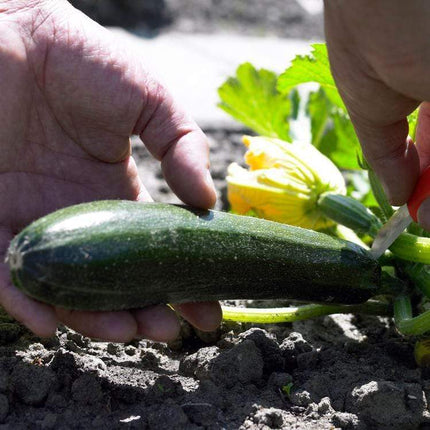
<box><xmin>407</xmin><ymin>167</ymin><xmax>430</xmax><ymax>222</ymax></box>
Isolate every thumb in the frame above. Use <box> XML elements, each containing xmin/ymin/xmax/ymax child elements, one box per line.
<box><xmin>134</xmin><ymin>79</ymin><xmax>216</xmax><ymax>209</ymax></box>
<box><xmin>352</xmin><ymin>115</ymin><xmax>420</xmax><ymax>205</ymax></box>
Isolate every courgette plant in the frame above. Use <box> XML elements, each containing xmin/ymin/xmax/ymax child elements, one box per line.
<box><xmin>6</xmin><ymin>44</ymin><xmax>430</xmax><ymax>365</ymax></box>
<box><xmin>218</xmin><ymin>44</ymin><xmax>430</xmax><ymax>364</ymax></box>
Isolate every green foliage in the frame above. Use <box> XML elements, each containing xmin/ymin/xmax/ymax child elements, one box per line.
<box><xmin>277</xmin><ymin>43</ymin><xmax>344</xmax><ymax>109</ymax></box>
<box><xmin>218</xmin><ymin>62</ymin><xmax>291</xmax><ymax>141</ymax></box>
<box><xmin>307</xmin><ymin>88</ymin><xmax>361</xmax><ymax>170</ymax></box>
<box><xmin>281</xmin><ymin>382</ymin><xmax>294</xmax><ymax>398</ymax></box>
<box><xmin>408</xmin><ymin>109</ymin><xmax>419</xmax><ymax>141</ymax></box>
<box><xmin>289</xmin><ymin>88</ymin><xmax>301</xmax><ymax>120</ymax></box>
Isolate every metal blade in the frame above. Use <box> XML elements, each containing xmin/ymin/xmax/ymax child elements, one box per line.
<box><xmin>370</xmin><ymin>204</ymin><xmax>412</xmax><ymax>259</ymax></box>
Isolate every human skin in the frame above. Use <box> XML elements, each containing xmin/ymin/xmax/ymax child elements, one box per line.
<box><xmin>324</xmin><ymin>0</ymin><xmax>430</xmax><ymax>229</ymax></box>
<box><xmin>0</xmin><ymin>0</ymin><xmax>221</xmax><ymax>342</ymax></box>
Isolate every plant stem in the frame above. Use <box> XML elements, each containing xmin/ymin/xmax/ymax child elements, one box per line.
<box><xmin>368</xmin><ymin>168</ymin><xmax>394</xmax><ymax>221</ymax></box>
<box><xmin>318</xmin><ymin>192</ymin><xmax>430</xmax><ymax>265</ymax></box>
<box><xmin>398</xmin><ymin>262</ymin><xmax>430</xmax><ymax>298</ymax></box>
<box><xmin>394</xmin><ymin>294</ymin><xmax>430</xmax><ymax>336</ymax></box>
<box><xmin>221</xmin><ymin>301</ymin><xmax>391</xmax><ymax>324</ymax></box>
<box><xmin>390</xmin><ymin>233</ymin><xmax>430</xmax><ymax>264</ymax></box>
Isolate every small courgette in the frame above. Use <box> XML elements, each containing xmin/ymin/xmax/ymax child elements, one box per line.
<box><xmin>7</xmin><ymin>201</ymin><xmax>381</xmax><ymax>310</ymax></box>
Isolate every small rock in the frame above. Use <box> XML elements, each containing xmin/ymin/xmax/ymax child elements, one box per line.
<box><xmin>280</xmin><ymin>332</ymin><xmax>312</xmax><ymax>369</ymax></box>
<box><xmin>66</xmin><ymin>332</ymin><xmax>90</xmax><ymax>348</ymax></box>
<box><xmin>0</xmin><ymin>394</ymin><xmax>9</xmax><ymax>423</ymax></box>
<box><xmin>71</xmin><ymin>374</ymin><xmax>103</xmax><ymax>405</ymax></box>
<box><xmin>304</xmin><ymin>402</ymin><xmax>319</xmax><ymax>420</ymax></box>
<box><xmin>64</xmin><ymin>340</ymin><xmax>82</xmax><ymax>353</ymax></box>
<box><xmin>289</xmin><ymin>389</ymin><xmax>312</xmax><ymax>407</ymax></box>
<box><xmin>317</xmin><ymin>397</ymin><xmax>334</xmax><ymax>415</ymax></box>
<box><xmin>179</xmin><ymin>346</ymin><xmax>219</xmax><ymax>379</ymax></box>
<box><xmin>251</xmin><ymin>406</ymin><xmax>284</xmax><ymax>428</ymax></box>
<box><xmin>107</xmin><ymin>343</ymin><xmax>121</xmax><ymax>355</ymax></box>
<box><xmin>9</xmin><ymin>362</ymin><xmax>56</xmax><ymax>406</ymax></box>
<box><xmin>48</xmin><ymin>349</ymin><xmax>80</xmax><ymax>389</ymax></box>
<box><xmin>239</xmin><ymin>328</ymin><xmax>284</xmax><ymax>374</ymax></box>
<box><xmin>282</xmin><ymin>332</ymin><xmax>313</xmax><ymax>354</ymax></box>
<box><xmin>76</xmin><ymin>354</ymin><xmax>107</xmax><ymax>374</ymax></box>
<box><xmin>49</xmin><ymin>349</ymin><xmax>79</xmax><ymax>372</ymax></box>
<box><xmin>180</xmin><ymin>341</ymin><xmax>264</xmax><ymax>387</ymax></box>
<box><xmin>140</xmin><ymin>349</ymin><xmax>160</xmax><ymax>368</ymax></box>
<box><xmin>331</xmin><ymin>412</ymin><xmax>360</xmax><ymax>429</ymax></box>
<box><xmin>210</xmin><ymin>340</ymin><xmax>264</xmax><ymax>387</ymax></box>
<box><xmin>124</xmin><ymin>345</ymin><xmax>136</xmax><ymax>356</ymax></box>
<box><xmin>346</xmin><ymin>380</ymin><xmax>424</xmax><ymax>429</ymax></box>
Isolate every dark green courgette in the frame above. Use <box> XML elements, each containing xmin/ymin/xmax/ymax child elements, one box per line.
<box><xmin>7</xmin><ymin>201</ymin><xmax>381</xmax><ymax>310</ymax></box>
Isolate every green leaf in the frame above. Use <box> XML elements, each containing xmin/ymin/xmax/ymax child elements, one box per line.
<box><xmin>282</xmin><ymin>382</ymin><xmax>294</xmax><ymax>398</ymax></box>
<box><xmin>307</xmin><ymin>88</ymin><xmax>361</xmax><ymax>170</ymax></box>
<box><xmin>277</xmin><ymin>43</ymin><xmax>345</xmax><ymax>111</ymax></box>
<box><xmin>308</xmin><ymin>87</ymin><xmax>331</xmax><ymax>148</ymax></box>
<box><xmin>408</xmin><ymin>108</ymin><xmax>419</xmax><ymax>141</ymax></box>
<box><xmin>218</xmin><ymin>62</ymin><xmax>291</xmax><ymax>140</ymax></box>
<box><xmin>289</xmin><ymin>88</ymin><xmax>301</xmax><ymax>120</ymax></box>
<box><xmin>331</xmin><ymin>111</ymin><xmax>361</xmax><ymax>169</ymax></box>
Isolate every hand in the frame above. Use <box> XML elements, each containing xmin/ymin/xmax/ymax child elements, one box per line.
<box><xmin>0</xmin><ymin>0</ymin><xmax>221</xmax><ymax>342</ymax></box>
<box><xmin>324</xmin><ymin>0</ymin><xmax>430</xmax><ymax>228</ymax></box>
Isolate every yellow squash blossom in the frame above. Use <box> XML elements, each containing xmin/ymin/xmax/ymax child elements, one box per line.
<box><xmin>227</xmin><ymin>136</ymin><xmax>346</xmax><ymax>230</ymax></box>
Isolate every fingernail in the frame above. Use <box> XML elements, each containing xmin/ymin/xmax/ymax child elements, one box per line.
<box><xmin>382</xmin><ymin>182</ymin><xmax>395</xmax><ymax>205</ymax></box>
<box><xmin>417</xmin><ymin>197</ymin><xmax>430</xmax><ymax>232</ymax></box>
<box><xmin>206</xmin><ymin>169</ymin><xmax>215</xmax><ymax>189</ymax></box>
<box><xmin>205</xmin><ymin>169</ymin><xmax>217</xmax><ymax>208</ymax></box>
<box><xmin>382</xmin><ymin>181</ymin><xmax>402</xmax><ymax>207</ymax></box>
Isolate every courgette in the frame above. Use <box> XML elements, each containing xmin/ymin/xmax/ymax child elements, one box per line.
<box><xmin>7</xmin><ymin>201</ymin><xmax>381</xmax><ymax>310</ymax></box>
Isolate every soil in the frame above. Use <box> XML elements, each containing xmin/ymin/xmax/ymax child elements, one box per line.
<box><xmin>2</xmin><ymin>129</ymin><xmax>430</xmax><ymax>429</ymax></box>
<box><xmin>69</xmin><ymin>0</ymin><xmax>324</xmax><ymax>40</ymax></box>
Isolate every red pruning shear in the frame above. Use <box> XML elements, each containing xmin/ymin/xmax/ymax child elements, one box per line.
<box><xmin>370</xmin><ymin>167</ymin><xmax>430</xmax><ymax>258</ymax></box>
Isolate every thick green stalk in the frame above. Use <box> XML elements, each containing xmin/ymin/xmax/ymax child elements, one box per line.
<box><xmin>394</xmin><ymin>294</ymin><xmax>430</xmax><ymax>336</ymax></box>
<box><xmin>390</xmin><ymin>233</ymin><xmax>430</xmax><ymax>264</ymax></box>
<box><xmin>318</xmin><ymin>192</ymin><xmax>430</xmax><ymax>265</ymax></box>
<box><xmin>398</xmin><ymin>311</ymin><xmax>430</xmax><ymax>336</ymax></box>
<box><xmin>221</xmin><ymin>301</ymin><xmax>391</xmax><ymax>324</ymax></box>
<box><xmin>393</xmin><ymin>294</ymin><xmax>413</xmax><ymax>325</ymax></box>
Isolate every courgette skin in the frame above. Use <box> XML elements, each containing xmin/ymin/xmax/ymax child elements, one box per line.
<box><xmin>7</xmin><ymin>201</ymin><xmax>381</xmax><ymax>310</ymax></box>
